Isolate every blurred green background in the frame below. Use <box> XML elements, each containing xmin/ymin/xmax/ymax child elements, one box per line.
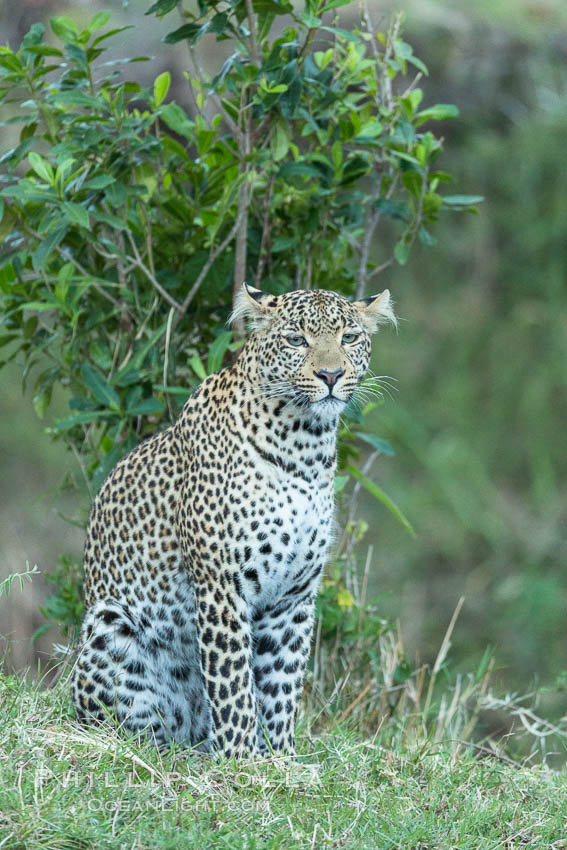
<box><xmin>0</xmin><ymin>0</ymin><xmax>565</xmax><ymax>700</ymax></box>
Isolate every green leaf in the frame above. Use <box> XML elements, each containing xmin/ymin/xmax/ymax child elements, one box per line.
<box><xmin>83</xmin><ymin>175</ymin><xmax>116</xmax><ymax>190</ymax></box>
<box><xmin>53</xmin><ymin>410</ymin><xmax>112</xmax><ymax>432</ymax></box>
<box><xmin>160</xmin><ymin>103</ymin><xmax>194</xmax><ymax>139</ymax></box>
<box><xmin>0</xmin><ymin>334</ymin><xmax>17</xmax><ymax>349</ymax></box>
<box><xmin>356</xmin><ymin>120</ymin><xmax>382</xmax><ymax>140</ymax></box>
<box><xmin>28</xmin><ymin>152</ymin><xmax>54</xmax><ymax>185</ymax></box>
<box><xmin>271</xmin><ymin>236</ymin><xmax>296</xmax><ymax>253</ymax></box>
<box><xmin>374</xmin><ymin>198</ymin><xmax>410</xmax><ymax>222</ymax></box>
<box><xmin>299</xmin><ymin>13</ymin><xmax>321</xmax><ymax>28</ymax></box>
<box><xmin>334</xmin><ymin>475</ymin><xmax>349</xmax><ymax>494</ymax></box>
<box><xmin>48</xmin><ymin>90</ymin><xmax>100</xmax><ymax>108</ymax></box>
<box><xmin>407</xmin><ymin>55</ymin><xmax>428</xmax><ymax>76</ymax></box>
<box><xmin>418</xmin><ymin>226</ymin><xmax>437</xmax><ymax>247</ymax></box>
<box><xmin>278</xmin><ymin>162</ymin><xmax>321</xmax><ymax>181</ymax></box>
<box><xmin>125</xmin><ymin>386</ymin><xmax>143</xmax><ymax>411</ymax></box>
<box><xmin>270</xmin><ymin>120</ymin><xmax>291</xmax><ymax>162</ymax></box>
<box><xmin>0</xmin><ymin>263</ymin><xmax>16</xmax><ymax>291</ymax></box>
<box><xmin>91</xmin><ymin>210</ymin><xmax>128</xmax><ymax>230</ymax></box>
<box><xmin>69</xmin><ymin>396</ymin><xmax>99</xmax><ymax>412</ymax></box>
<box><xmin>82</xmin><ymin>362</ymin><xmax>121</xmax><ymax>411</ymax></box>
<box><xmin>22</xmin><ymin>45</ymin><xmax>63</xmax><ymax>58</ymax></box>
<box><xmin>89</xmin><ymin>342</ymin><xmax>113</xmax><ymax>371</ymax></box>
<box><xmin>127</xmin><ymin>397</ymin><xmax>165</xmax><ymax>416</ymax></box>
<box><xmin>207</xmin><ymin>331</ymin><xmax>232</xmax><ymax>374</ymax></box>
<box><xmin>87</xmin><ymin>11</ymin><xmax>111</xmax><ymax>32</ymax></box>
<box><xmin>63</xmin><ymin>202</ymin><xmax>90</xmax><ymax>228</ymax></box>
<box><xmin>128</xmin><ymin>323</ymin><xmax>169</xmax><ymax>374</ymax></box>
<box><xmin>154</xmin><ymin>71</ymin><xmax>170</xmax><ymax>106</ymax></box>
<box><xmin>0</xmin><ymin>51</ymin><xmax>23</xmax><ymax>73</ymax></box>
<box><xmin>320</xmin><ymin>0</ymin><xmax>350</xmax><ymax>12</ymax></box>
<box><xmin>146</xmin><ymin>0</ymin><xmax>178</xmax><ymax>15</ymax></box>
<box><xmin>20</xmin><ymin>301</ymin><xmax>60</xmax><ymax>311</ymax></box>
<box><xmin>112</xmin><ymin>369</ymin><xmax>141</xmax><ymax>388</ymax></box>
<box><xmin>91</xmin><ymin>25</ymin><xmax>134</xmax><ymax>47</ymax></box>
<box><xmin>394</xmin><ymin>241</ymin><xmax>410</xmax><ymax>266</ymax></box>
<box><xmin>154</xmin><ymin>384</ymin><xmax>193</xmax><ymax>400</ymax></box>
<box><xmin>32</xmin><ymin>227</ymin><xmax>68</xmax><ymax>272</ymax></box>
<box><xmin>346</xmin><ymin>464</ymin><xmax>415</xmax><ymax>537</ymax></box>
<box><xmin>416</xmin><ymin>104</ymin><xmax>459</xmax><ymax>126</ymax></box>
<box><xmin>33</xmin><ymin>388</ymin><xmax>52</xmax><ymax>419</ymax></box>
<box><xmin>50</xmin><ymin>16</ymin><xmax>79</xmax><ymax>41</ymax></box>
<box><xmin>393</xmin><ymin>39</ymin><xmax>429</xmax><ymax>76</ymax></box>
<box><xmin>356</xmin><ymin>433</ymin><xmax>395</xmax><ymax>456</ymax></box>
<box><xmin>441</xmin><ymin>194</ymin><xmax>484</xmax><ymax>207</ymax></box>
<box><xmin>189</xmin><ymin>353</ymin><xmax>207</xmax><ymax>381</ymax></box>
<box><xmin>67</xmin><ymin>45</ymin><xmax>89</xmax><ymax>74</ymax></box>
<box><xmin>320</xmin><ymin>26</ymin><xmax>361</xmax><ymax>44</ymax></box>
<box><xmin>164</xmin><ymin>22</ymin><xmax>202</xmax><ymax>44</ymax></box>
<box><xmin>209</xmin><ymin>12</ymin><xmax>229</xmax><ymax>36</ymax></box>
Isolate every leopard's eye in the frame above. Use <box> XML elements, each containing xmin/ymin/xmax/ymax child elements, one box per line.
<box><xmin>285</xmin><ymin>334</ymin><xmax>307</xmax><ymax>347</ymax></box>
<box><xmin>342</xmin><ymin>332</ymin><xmax>360</xmax><ymax>345</ymax></box>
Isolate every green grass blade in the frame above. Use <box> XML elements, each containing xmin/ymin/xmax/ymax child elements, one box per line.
<box><xmin>347</xmin><ymin>463</ymin><xmax>416</xmax><ymax>537</ymax></box>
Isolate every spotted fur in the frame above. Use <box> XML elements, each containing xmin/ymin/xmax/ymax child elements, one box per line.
<box><xmin>71</xmin><ymin>284</ymin><xmax>395</xmax><ymax>756</ymax></box>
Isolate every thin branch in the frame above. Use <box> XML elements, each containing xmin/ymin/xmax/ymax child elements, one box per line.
<box><xmin>70</xmin><ymin>441</ymin><xmax>92</xmax><ymax>502</ymax></box>
<box><xmin>304</xmin><ymin>249</ymin><xmax>313</xmax><ymax>291</ymax></box>
<box><xmin>163</xmin><ymin>306</ymin><xmax>176</xmax><ymax>422</ymax></box>
<box><xmin>362</xmin><ymin>0</ymin><xmax>380</xmax><ymax>66</ymax></box>
<box><xmin>115</xmin><ymin>295</ymin><xmax>158</xmax><ymax>374</ymax></box>
<box><xmin>59</xmin><ymin>249</ymin><xmax>119</xmax><ymax>303</ymax></box>
<box><xmin>124</xmin><ymin>230</ymin><xmax>183</xmax><ymax>313</ymax></box>
<box><xmin>355</xmin><ymin>7</ymin><xmax>404</xmax><ymax>298</ymax></box>
<box><xmin>358</xmin><ymin>544</ymin><xmax>373</xmax><ymax>630</ymax></box>
<box><xmin>177</xmin><ymin>202</ymin><xmax>248</xmax><ymax>324</ymax></box>
<box><xmin>359</xmin><ymin>163</ymin><xmax>428</xmax><ymax>291</ymax></box>
<box><xmin>254</xmin><ymin>174</ymin><xmax>275</xmax><ymax>287</ymax></box>
<box><xmin>143</xmin><ymin>209</ymin><xmax>156</xmax><ymax>279</ymax></box>
<box><xmin>231</xmin><ymin>86</ymin><xmax>252</xmax><ymax>334</ymax></box>
<box><xmin>20</xmin><ymin>222</ymin><xmax>122</xmax><ymax>308</ymax></box>
<box><xmin>365</xmin><ymin>256</ymin><xmax>395</xmax><ymax>282</ymax></box>
<box><xmin>298</xmin><ymin>25</ymin><xmax>319</xmax><ymax>61</ymax></box>
<box><xmin>244</xmin><ymin>0</ymin><xmax>260</xmax><ymax>66</ymax></box>
<box><xmin>252</xmin><ymin>115</ymin><xmax>272</xmax><ymax>146</ymax></box>
<box><xmin>356</xmin><ymin>172</ymin><xmax>399</xmax><ymax>298</ymax></box>
<box><xmin>382</xmin><ymin>12</ymin><xmax>402</xmax><ymax>113</ymax></box>
<box><xmin>400</xmin><ymin>70</ymin><xmax>423</xmax><ymax>99</ymax></box>
<box><xmin>356</xmin><ymin>207</ymin><xmax>382</xmax><ymax>299</ymax></box>
<box><xmin>175</xmin><ymin>3</ymin><xmax>200</xmax><ymax>118</ymax></box>
<box><xmin>336</xmin><ymin>450</ymin><xmax>379</xmax><ymax>557</ymax></box>
<box><xmin>177</xmin><ymin>2</ymin><xmax>239</xmax><ymax>136</ymax></box>
<box><xmin>232</xmin><ymin>179</ymin><xmax>249</xmax><ymax>336</ymax></box>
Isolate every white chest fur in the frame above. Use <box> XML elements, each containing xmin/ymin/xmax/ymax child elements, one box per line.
<box><xmin>240</xmin><ymin>458</ymin><xmax>335</xmax><ymax>611</ymax></box>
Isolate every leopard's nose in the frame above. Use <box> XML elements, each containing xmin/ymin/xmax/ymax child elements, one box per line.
<box><xmin>315</xmin><ymin>368</ymin><xmax>345</xmax><ymax>388</ymax></box>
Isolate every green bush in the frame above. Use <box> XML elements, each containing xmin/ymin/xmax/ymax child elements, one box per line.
<box><xmin>0</xmin><ymin>3</ymin><xmax>475</xmax><ymax>638</ymax></box>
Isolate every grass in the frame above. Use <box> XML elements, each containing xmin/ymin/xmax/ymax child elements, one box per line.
<box><xmin>1</xmin><ymin>671</ymin><xmax>566</xmax><ymax>850</ymax></box>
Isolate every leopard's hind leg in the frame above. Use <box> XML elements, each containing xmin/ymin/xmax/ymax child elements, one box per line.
<box><xmin>71</xmin><ymin>599</ymin><xmax>210</xmax><ymax>748</ymax></box>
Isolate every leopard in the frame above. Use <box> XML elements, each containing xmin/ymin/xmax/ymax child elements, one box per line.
<box><xmin>71</xmin><ymin>283</ymin><xmax>396</xmax><ymax>757</ymax></box>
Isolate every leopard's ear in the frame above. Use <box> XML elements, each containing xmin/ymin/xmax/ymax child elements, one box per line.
<box><xmin>229</xmin><ymin>282</ymin><xmax>278</xmax><ymax>328</ymax></box>
<box><xmin>352</xmin><ymin>289</ymin><xmax>397</xmax><ymax>333</ymax></box>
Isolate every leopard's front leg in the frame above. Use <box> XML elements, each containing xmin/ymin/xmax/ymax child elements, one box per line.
<box><xmin>252</xmin><ymin>596</ymin><xmax>316</xmax><ymax>754</ymax></box>
<box><xmin>192</xmin><ymin>571</ymin><xmax>258</xmax><ymax>757</ymax></box>
<box><xmin>177</xmin><ymin>466</ymin><xmax>260</xmax><ymax>757</ymax></box>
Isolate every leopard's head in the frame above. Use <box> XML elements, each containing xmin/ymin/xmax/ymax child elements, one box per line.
<box><xmin>231</xmin><ymin>284</ymin><xmax>396</xmax><ymax>420</ymax></box>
